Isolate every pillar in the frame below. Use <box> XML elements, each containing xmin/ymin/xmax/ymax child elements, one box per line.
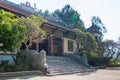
<box><xmin>48</xmin><ymin>35</ymin><xmax>53</xmax><ymax>55</ymax></box>
<box><xmin>62</xmin><ymin>37</ymin><xmax>64</xmax><ymax>55</ymax></box>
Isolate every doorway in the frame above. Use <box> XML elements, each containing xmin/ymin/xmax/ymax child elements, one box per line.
<box><xmin>53</xmin><ymin>37</ymin><xmax>62</xmax><ymax>56</ymax></box>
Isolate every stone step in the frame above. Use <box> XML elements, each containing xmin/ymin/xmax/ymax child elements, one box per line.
<box><xmin>46</xmin><ymin>56</ymin><xmax>92</xmax><ymax>75</ymax></box>
<box><xmin>47</xmin><ymin>68</ymin><xmax>94</xmax><ymax>76</ymax></box>
<box><xmin>47</xmin><ymin>56</ymin><xmax>70</xmax><ymax>61</ymax></box>
<box><xmin>47</xmin><ymin>60</ymin><xmax>76</xmax><ymax>63</ymax></box>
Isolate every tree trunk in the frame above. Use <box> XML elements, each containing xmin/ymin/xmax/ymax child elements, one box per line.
<box><xmin>15</xmin><ymin>50</ymin><xmax>28</xmax><ymax>65</ymax></box>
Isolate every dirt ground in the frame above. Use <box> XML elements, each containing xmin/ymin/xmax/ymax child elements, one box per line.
<box><xmin>1</xmin><ymin>69</ymin><xmax>120</xmax><ymax>80</ymax></box>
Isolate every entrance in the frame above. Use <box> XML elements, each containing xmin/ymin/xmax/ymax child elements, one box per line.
<box><xmin>53</xmin><ymin>37</ymin><xmax>62</xmax><ymax>56</ymax></box>
<box><xmin>39</xmin><ymin>40</ymin><xmax>48</xmax><ymax>55</ymax></box>
<box><xmin>29</xmin><ymin>36</ymin><xmax>63</xmax><ymax>56</ymax></box>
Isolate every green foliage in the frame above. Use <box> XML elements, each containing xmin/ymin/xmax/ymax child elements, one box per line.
<box><xmin>53</xmin><ymin>4</ymin><xmax>86</xmax><ymax>31</ymax></box>
<box><xmin>17</xmin><ymin>15</ymin><xmax>47</xmax><ymax>49</ymax></box>
<box><xmin>23</xmin><ymin>56</ymin><xmax>32</xmax><ymax>67</ymax></box>
<box><xmin>84</xmin><ymin>32</ymin><xmax>98</xmax><ymax>52</ymax></box>
<box><xmin>109</xmin><ymin>58</ymin><xmax>115</xmax><ymax>65</ymax></box>
<box><xmin>13</xmin><ymin>65</ymin><xmax>23</xmax><ymax>71</ymax></box>
<box><xmin>96</xmin><ymin>42</ymin><xmax>106</xmax><ymax>57</ymax></box>
<box><xmin>74</xmin><ymin>28</ymin><xmax>98</xmax><ymax>52</ymax></box>
<box><xmin>14</xmin><ymin>56</ymin><xmax>31</xmax><ymax>71</ymax></box>
<box><xmin>87</xmin><ymin>16</ymin><xmax>107</xmax><ymax>42</ymax></box>
<box><xmin>38</xmin><ymin>4</ymin><xmax>86</xmax><ymax>31</ymax></box>
<box><xmin>0</xmin><ymin>60</ymin><xmax>10</xmax><ymax>72</ymax></box>
<box><xmin>81</xmin><ymin>51</ymin><xmax>98</xmax><ymax>59</ymax></box>
<box><xmin>80</xmin><ymin>51</ymin><xmax>99</xmax><ymax>66</ymax></box>
<box><xmin>0</xmin><ymin>67</ymin><xmax>4</xmax><ymax>72</ymax></box>
<box><xmin>109</xmin><ymin>58</ymin><xmax>120</xmax><ymax>65</ymax></box>
<box><xmin>73</xmin><ymin>20</ymin><xmax>86</xmax><ymax>31</ymax></box>
<box><xmin>71</xmin><ymin>13</ymin><xmax>77</xmax><ymax>21</ymax></box>
<box><xmin>0</xmin><ymin>10</ymin><xmax>26</xmax><ymax>52</ymax></box>
<box><xmin>102</xmin><ymin>40</ymin><xmax>119</xmax><ymax>60</ymax></box>
<box><xmin>115</xmin><ymin>61</ymin><xmax>120</xmax><ymax>65</ymax></box>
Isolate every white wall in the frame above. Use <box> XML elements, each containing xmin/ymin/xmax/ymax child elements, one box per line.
<box><xmin>0</xmin><ymin>54</ymin><xmax>15</xmax><ymax>65</ymax></box>
<box><xmin>64</xmin><ymin>38</ymin><xmax>77</xmax><ymax>54</ymax></box>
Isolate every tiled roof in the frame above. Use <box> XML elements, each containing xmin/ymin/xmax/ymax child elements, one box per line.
<box><xmin>0</xmin><ymin>0</ymin><xmax>74</xmax><ymax>32</ymax></box>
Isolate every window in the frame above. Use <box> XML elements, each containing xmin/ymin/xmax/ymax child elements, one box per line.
<box><xmin>68</xmin><ymin>40</ymin><xmax>74</xmax><ymax>51</ymax></box>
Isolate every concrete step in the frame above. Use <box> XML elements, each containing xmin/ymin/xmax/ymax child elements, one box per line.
<box><xmin>47</xmin><ymin>68</ymin><xmax>94</xmax><ymax>76</ymax></box>
<box><xmin>47</xmin><ymin>56</ymin><xmax>70</xmax><ymax>61</ymax></box>
<box><xmin>46</xmin><ymin>56</ymin><xmax>92</xmax><ymax>75</ymax></box>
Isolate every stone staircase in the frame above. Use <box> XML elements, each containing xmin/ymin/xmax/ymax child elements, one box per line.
<box><xmin>46</xmin><ymin>56</ymin><xmax>94</xmax><ymax>75</ymax></box>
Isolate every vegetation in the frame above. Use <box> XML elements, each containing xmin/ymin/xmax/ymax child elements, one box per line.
<box><xmin>87</xmin><ymin>16</ymin><xmax>107</xmax><ymax>42</ymax></box>
<box><xmin>17</xmin><ymin>15</ymin><xmax>47</xmax><ymax>50</ymax></box>
<box><xmin>73</xmin><ymin>28</ymin><xmax>99</xmax><ymax>66</ymax></box>
<box><xmin>1</xmin><ymin>3</ymin><xmax>120</xmax><ymax>72</ymax></box>
<box><xmin>74</xmin><ymin>28</ymin><xmax>98</xmax><ymax>53</ymax></box>
<box><xmin>102</xmin><ymin>40</ymin><xmax>120</xmax><ymax>65</ymax></box>
<box><xmin>15</xmin><ymin>15</ymin><xmax>47</xmax><ymax>66</ymax></box>
<box><xmin>0</xmin><ymin>10</ymin><xmax>47</xmax><ymax>72</ymax></box>
<box><xmin>109</xmin><ymin>58</ymin><xmax>120</xmax><ymax>65</ymax></box>
<box><xmin>38</xmin><ymin>4</ymin><xmax>86</xmax><ymax>31</ymax></box>
<box><xmin>80</xmin><ymin>51</ymin><xmax>98</xmax><ymax>66</ymax></box>
<box><xmin>38</xmin><ymin>6</ymin><xmax>111</xmax><ymax>67</ymax></box>
<box><xmin>53</xmin><ymin>4</ymin><xmax>85</xmax><ymax>30</ymax></box>
<box><xmin>0</xmin><ymin>10</ymin><xmax>26</xmax><ymax>53</ymax></box>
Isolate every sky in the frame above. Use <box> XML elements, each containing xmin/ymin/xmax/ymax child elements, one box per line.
<box><xmin>8</xmin><ymin>0</ymin><xmax>120</xmax><ymax>41</ymax></box>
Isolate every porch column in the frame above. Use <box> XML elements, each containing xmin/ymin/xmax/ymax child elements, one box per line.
<box><xmin>36</xmin><ymin>37</ymin><xmax>39</xmax><ymax>52</ymax></box>
<box><xmin>48</xmin><ymin>35</ymin><xmax>53</xmax><ymax>55</ymax></box>
<box><xmin>62</xmin><ymin>37</ymin><xmax>64</xmax><ymax>55</ymax></box>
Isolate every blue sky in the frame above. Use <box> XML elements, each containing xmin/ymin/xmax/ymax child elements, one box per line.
<box><xmin>8</xmin><ymin>0</ymin><xmax>120</xmax><ymax>41</ymax></box>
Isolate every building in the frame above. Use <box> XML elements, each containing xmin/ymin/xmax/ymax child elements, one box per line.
<box><xmin>0</xmin><ymin>0</ymin><xmax>78</xmax><ymax>56</ymax></box>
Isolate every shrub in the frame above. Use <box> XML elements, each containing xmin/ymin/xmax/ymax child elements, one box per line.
<box><xmin>0</xmin><ymin>67</ymin><xmax>4</xmax><ymax>72</ymax></box>
<box><xmin>109</xmin><ymin>58</ymin><xmax>120</xmax><ymax>65</ymax></box>
<box><xmin>14</xmin><ymin>65</ymin><xmax>23</xmax><ymax>71</ymax></box>
<box><xmin>79</xmin><ymin>51</ymin><xmax>98</xmax><ymax>66</ymax></box>
<box><xmin>80</xmin><ymin>51</ymin><xmax>98</xmax><ymax>59</ymax></box>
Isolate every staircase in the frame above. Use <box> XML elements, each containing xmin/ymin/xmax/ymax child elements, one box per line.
<box><xmin>47</xmin><ymin>56</ymin><xmax>93</xmax><ymax>75</ymax></box>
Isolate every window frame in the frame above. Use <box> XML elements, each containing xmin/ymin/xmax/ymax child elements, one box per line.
<box><xmin>68</xmin><ymin>40</ymin><xmax>74</xmax><ymax>52</ymax></box>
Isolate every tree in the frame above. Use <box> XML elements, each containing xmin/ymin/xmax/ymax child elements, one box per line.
<box><xmin>0</xmin><ymin>10</ymin><xmax>26</xmax><ymax>53</ymax></box>
<box><xmin>103</xmin><ymin>40</ymin><xmax>116</xmax><ymax>58</ymax></box>
<box><xmin>53</xmin><ymin>4</ymin><xmax>86</xmax><ymax>31</ymax></box>
<box><xmin>96</xmin><ymin>42</ymin><xmax>106</xmax><ymax>57</ymax></box>
<box><xmin>74</xmin><ymin>28</ymin><xmax>98</xmax><ymax>53</ymax></box>
<box><xmin>44</xmin><ymin>10</ymin><xmax>50</xmax><ymax>17</ymax></box>
<box><xmin>17</xmin><ymin>15</ymin><xmax>47</xmax><ymax>50</ymax></box>
<box><xmin>102</xmin><ymin>40</ymin><xmax>120</xmax><ymax>64</ymax></box>
<box><xmin>87</xmin><ymin>16</ymin><xmax>107</xmax><ymax>42</ymax></box>
<box><xmin>73</xmin><ymin>20</ymin><xmax>86</xmax><ymax>31</ymax></box>
<box><xmin>15</xmin><ymin>15</ymin><xmax>47</xmax><ymax>66</ymax></box>
<box><xmin>38</xmin><ymin>5</ymin><xmax>86</xmax><ymax>31</ymax></box>
<box><xmin>114</xmin><ymin>37</ymin><xmax>120</xmax><ymax>61</ymax></box>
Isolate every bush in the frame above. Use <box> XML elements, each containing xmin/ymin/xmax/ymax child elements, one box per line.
<box><xmin>80</xmin><ymin>51</ymin><xmax>98</xmax><ymax>59</ymax></box>
<box><xmin>14</xmin><ymin>65</ymin><xmax>23</xmax><ymax>71</ymax></box>
<box><xmin>109</xmin><ymin>58</ymin><xmax>115</xmax><ymax>65</ymax></box>
<box><xmin>79</xmin><ymin>51</ymin><xmax>98</xmax><ymax>66</ymax></box>
<box><xmin>1</xmin><ymin>60</ymin><xmax>9</xmax><ymax>72</ymax></box>
<box><xmin>0</xmin><ymin>67</ymin><xmax>4</xmax><ymax>72</ymax></box>
<box><xmin>109</xmin><ymin>58</ymin><xmax>120</xmax><ymax>65</ymax></box>
<box><xmin>0</xmin><ymin>60</ymin><xmax>14</xmax><ymax>72</ymax></box>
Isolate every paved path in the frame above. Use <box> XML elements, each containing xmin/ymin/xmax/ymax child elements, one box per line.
<box><xmin>1</xmin><ymin>69</ymin><xmax>120</xmax><ymax>80</ymax></box>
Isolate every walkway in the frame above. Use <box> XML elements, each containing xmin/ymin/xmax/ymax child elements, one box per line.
<box><xmin>1</xmin><ymin>69</ymin><xmax>120</xmax><ymax>80</ymax></box>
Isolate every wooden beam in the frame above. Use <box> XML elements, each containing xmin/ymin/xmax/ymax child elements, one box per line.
<box><xmin>51</xmin><ymin>28</ymin><xmax>58</xmax><ymax>34</ymax></box>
